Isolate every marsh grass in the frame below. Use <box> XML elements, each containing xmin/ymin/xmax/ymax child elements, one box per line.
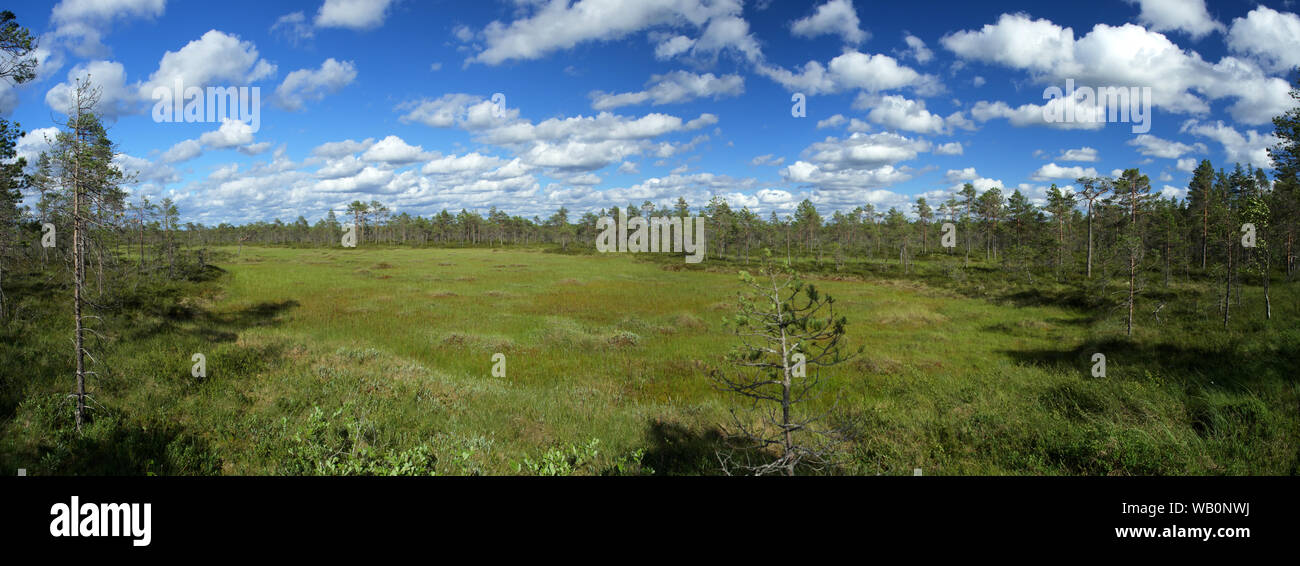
<box><xmin>1</xmin><ymin>246</ymin><xmax>1296</xmax><ymax>475</ymax></box>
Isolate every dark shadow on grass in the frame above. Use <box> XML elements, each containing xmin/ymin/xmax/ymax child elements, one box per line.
<box><xmin>128</xmin><ymin>299</ymin><xmax>300</xmax><ymax>343</ymax></box>
<box><xmin>999</xmin><ymin>287</ymin><xmax>1101</xmax><ymax>312</ymax></box>
<box><xmin>1000</xmin><ymin>337</ymin><xmax>1298</xmax><ymax>391</ymax></box>
<box><xmin>640</xmin><ymin>419</ymin><xmax>731</xmax><ymax>476</ymax></box>
<box><xmin>5</xmin><ymin>415</ymin><xmax>222</xmax><ymax>476</ymax></box>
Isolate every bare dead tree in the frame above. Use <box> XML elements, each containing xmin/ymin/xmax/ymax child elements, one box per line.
<box><xmin>711</xmin><ymin>250</ymin><xmax>860</xmax><ymax>476</ymax></box>
<box><xmin>43</xmin><ymin>78</ymin><xmax>124</xmax><ymax>432</ymax></box>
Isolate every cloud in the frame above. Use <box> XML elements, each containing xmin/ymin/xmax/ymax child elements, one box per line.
<box><xmin>313</xmin><ymin>138</ymin><xmax>375</xmax><ymax>158</ymax></box>
<box><xmin>935</xmin><ymin>142</ymin><xmax>963</xmax><ymax>156</ymax></box>
<box><xmin>1058</xmin><ymin>147</ymin><xmax>1099</xmax><ymax>162</ymax></box>
<box><xmin>45</xmin><ymin>60</ymin><xmax>136</xmax><ymax>117</ymax></box>
<box><xmin>0</xmin><ymin>84</ymin><xmax>18</xmax><ymax>116</ymax></box>
<box><xmin>859</xmin><ymin>94</ymin><xmax>943</xmax><ymax>134</ymax></box>
<box><xmin>14</xmin><ymin>127</ymin><xmax>61</xmax><ymax>166</ymax></box>
<box><xmin>900</xmin><ymin>33</ymin><xmax>933</xmax><ymax>64</ymax></box>
<box><xmin>198</xmin><ymin>118</ymin><xmax>256</xmax><ymax>148</ymax></box>
<box><xmin>1031</xmin><ymin>162</ymin><xmax>1099</xmax><ymax>181</ymax></box>
<box><xmin>969</xmin><ymin>96</ymin><xmax>1105</xmax><ymax>130</ymax></box>
<box><xmin>817</xmin><ymin>114</ymin><xmax>846</xmax><ymax>129</ymax></box>
<box><xmin>315</xmin><ymin>155</ymin><xmax>365</xmax><ymax>179</ymax></box>
<box><xmin>160</xmin><ymin>139</ymin><xmax>202</xmax><ymax>163</ymax></box>
<box><xmin>399</xmin><ymin>95</ymin><xmax>718</xmax><ymax>172</ymax></box>
<box><xmin>801</xmin><ymin>131</ymin><xmax>931</xmax><ymax>170</ymax></box>
<box><xmin>944</xmin><ymin>167</ymin><xmax>979</xmax><ymax>182</ymax></box>
<box><xmin>361</xmin><ymin>135</ymin><xmax>428</xmax><ymax>164</ymax></box>
<box><xmin>49</xmin><ymin>0</ymin><xmax>166</xmax><ymax>56</ymax></box>
<box><xmin>685</xmin><ymin>12</ymin><xmax>763</xmax><ymax>62</ymax></box>
<box><xmin>275</xmin><ymin>58</ymin><xmax>357</xmax><ymax>111</ymax></box>
<box><xmin>779</xmin><ymin>131</ymin><xmax>929</xmax><ymax>194</ymax></box>
<box><xmin>1226</xmin><ymin>6</ymin><xmax>1300</xmax><ymax>74</ymax></box>
<box><xmin>653</xmin><ymin>35</ymin><xmax>695</xmax><ymax>60</ymax></box>
<box><xmin>113</xmin><ymin>152</ymin><xmax>180</xmax><ymax>186</ymax></box>
<box><xmin>315</xmin><ymin>0</ymin><xmax>398</xmax><ymax>30</ymax></box>
<box><xmin>583</xmin><ymin>172</ymin><xmax>759</xmax><ymax>210</ymax></box>
<box><xmin>138</xmin><ymin>30</ymin><xmax>276</xmax><ymax>99</ymax></box>
<box><xmin>1179</xmin><ymin>120</ymin><xmax>1278</xmax><ymax>169</ymax></box>
<box><xmin>955</xmin><ymin>177</ymin><xmax>1006</xmax><ymax>193</ymax></box>
<box><xmin>271</xmin><ymin>11</ymin><xmax>315</xmax><ymax>44</ymax></box>
<box><xmin>790</xmin><ymin>0</ymin><xmax>868</xmax><ymax>45</ymax></box>
<box><xmin>782</xmin><ymin>159</ymin><xmax>908</xmax><ymax>193</ymax></box>
<box><xmin>315</xmin><ymin>165</ymin><xmax>394</xmax><ymax>193</ymax></box>
<box><xmin>421</xmin><ymin>152</ymin><xmax>509</xmax><ymax>175</ymax></box>
<box><xmin>464</xmin><ymin>0</ymin><xmax>748</xmax><ymax>65</ymax></box>
<box><xmin>854</xmin><ymin>93</ymin><xmax>972</xmax><ymax>135</ymax></box>
<box><xmin>942</xmin><ymin>13</ymin><xmax>1293</xmax><ymax>125</ymax></box>
<box><xmin>1128</xmin><ymin>0</ymin><xmax>1223</xmax><ymax>39</ymax></box>
<box><xmin>757</xmin><ymin>50</ymin><xmax>940</xmax><ymax>95</ymax></box>
<box><xmin>521</xmin><ymin>140</ymin><xmax>656</xmax><ymax>172</ymax></box>
<box><xmin>145</xmin><ymin>117</ymin><xmax>261</xmax><ymax>166</ymax></box>
<box><xmin>479</xmin><ymin>111</ymin><xmax>715</xmax><ymax>146</ymax></box>
<box><xmin>942</xmin><ymin>13</ymin><xmax>1074</xmax><ymax>71</ymax></box>
<box><xmin>52</xmin><ymin>0</ymin><xmax>166</xmax><ymax>23</ymax></box>
<box><xmin>590</xmin><ymin>71</ymin><xmax>743</xmax><ymax>110</ymax></box>
<box><xmin>1127</xmin><ymin>134</ymin><xmax>1206</xmax><ymax>159</ymax></box>
<box><xmin>239</xmin><ymin>142</ymin><xmax>272</xmax><ymax>155</ymax></box>
<box><xmin>398</xmin><ymin>93</ymin><xmax>514</xmax><ymax>129</ymax></box>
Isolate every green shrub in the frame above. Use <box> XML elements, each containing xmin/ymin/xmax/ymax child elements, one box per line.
<box><xmin>277</xmin><ymin>405</ymin><xmax>438</xmax><ymax>476</ymax></box>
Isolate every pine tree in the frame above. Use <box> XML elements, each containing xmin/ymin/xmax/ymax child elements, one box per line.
<box><xmin>346</xmin><ymin>200</ymin><xmax>370</xmax><ymax>245</ymax></box>
<box><xmin>975</xmin><ymin>187</ymin><xmax>1004</xmax><ymax>262</ymax></box>
<box><xmin>1113</xmin><ymin>169</ymin><xmax>1153</xmax><ymax>337</ymax></box>
<box><xmin>1076</xmin><ymin>176</ymin><xmax>1112</xmax><ymax>279</ymax></box>
<box><xmin>1187</xmin><ymin>160</ymin><xmax>1215</xmax><ymax>270</ymax></box>
<box><xmin>42</xmin><ymin>79</ymin><xmax>125</xmax><ymax>431</ymax></box>
<box><xmin>712</xmin><ymin>250</ymin><xmax>859</xmax><ymax>475</ymax></box>
<box><xmin>1269</xmin><ymin>71</ymin><xmax>1300</xmax><ymax>279</ymax></box>
<box><xmin>0</xmin><ymin>10</ymin><xmax>37</xmax><ymax>321</ymax></box>
<box><xmin>1045</xmin><ymin>184</ymin><xmax>1076</xmax><ymax>278</ymax></box>
<box><xmin>959</xmin><ymin>182</ymin><xmax>977</xmax><ymax>265</ymax></box>
<box><xmin>913</xmin><ymin>197</ymin><xmax>932</xmax><ymax>255</ymax></box>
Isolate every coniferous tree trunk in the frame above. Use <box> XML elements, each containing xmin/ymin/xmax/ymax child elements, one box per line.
<box><xmin>1127</xmin><ymin>253</ymin><xmax>1136</xmax><ymax>337</ymax></box>
<box><xmin>69</xmin><ymin>96</ymin><xmax>91</xmax><ymax>432</ymax></box>
<box><xmin>1264</xmin><ymin>254</ymin><xmax>1272</xmax><ymax>320</ymax></box>
<box><xmin>1223</xmin><ymin>232</ymin><xmax>1232</xmax><ymax>329</ymax></box>
<box><xmin>1086</xmin><ymin>203</ymin><xmax>1094</xmax><ymax>278</ymax></box>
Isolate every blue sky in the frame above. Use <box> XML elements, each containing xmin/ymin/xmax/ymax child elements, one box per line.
<box><xmin>3</xmin><ymin>0</ymin><xmax>1298</xmax><ymax>225</ymax></box>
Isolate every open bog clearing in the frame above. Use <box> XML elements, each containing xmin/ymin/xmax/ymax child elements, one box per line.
<box><xmin>3</xmin><ymin>246</ymin><xmax>1296</xmax><ymax>475</ymax></box>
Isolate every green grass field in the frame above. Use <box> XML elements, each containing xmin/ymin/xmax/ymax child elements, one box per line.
<box><xmin>2</xmin><ymin>245</ymin><xmax>1297</xmax><ymax>475</ymax></box>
